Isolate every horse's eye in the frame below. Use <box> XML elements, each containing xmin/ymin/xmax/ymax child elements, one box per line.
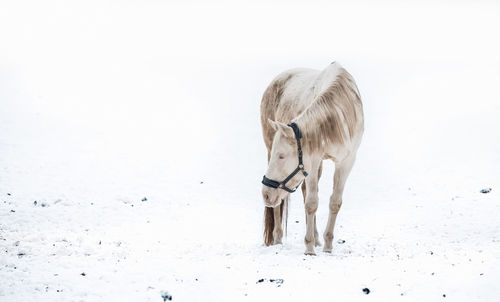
<box><xmin>279</xmin><ymin>154</ymin><xmax>285</xmax><ymax>159</ymax></box>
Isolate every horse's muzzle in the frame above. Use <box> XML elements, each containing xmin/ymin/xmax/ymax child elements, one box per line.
<box><xmin>262</xmin><ymin>187</ymin><xmax>282</xmax><ymax>208</ymax></box>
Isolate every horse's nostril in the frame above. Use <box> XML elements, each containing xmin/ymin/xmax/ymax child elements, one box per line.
<box><xmin>263</xmin><ymin>192</ymin><xmax>269</xmax><ymax>202</ymax></box>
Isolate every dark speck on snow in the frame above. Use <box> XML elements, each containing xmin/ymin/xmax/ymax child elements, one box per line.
<box><xmin>256</xmin><ymin>278</ymin><xmax>284</xmax><ymax>287</ymax></box>
<box><xmin>362</xmin><ymin>288</ymin><xmax>370</xmax><ymax>294</ymax></box>
<box><xmin>161</xmin><ymin>291</ymin><xmax>172</xmax><ymax>301</ymax></box>
<box><xmin>270</xmin><ymin>279</ymin><xmax>284</xmax><ymax>286</ymax></box>
<box><xmin>480</xmin><ymin>188</ymin><xmax>492</xmax><ymax>194</ymax></box>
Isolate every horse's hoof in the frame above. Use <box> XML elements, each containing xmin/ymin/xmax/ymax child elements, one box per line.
<box><xmin>323</xmin><ymin>247</ymin><xmax>332</xmax><ymax>253</ymax></box>
<box><xmin>304</xmin><ymin>250</ymin><xmax>316</xmax><ymax>256</ymax></box>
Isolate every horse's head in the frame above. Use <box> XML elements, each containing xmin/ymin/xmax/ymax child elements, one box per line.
<box><xmin>262</xmin><ymin>119</ymin><xmax>308</xmax><ymax>208</ymax></box>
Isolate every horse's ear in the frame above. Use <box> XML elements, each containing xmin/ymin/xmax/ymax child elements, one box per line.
<box><xmin>267</xmin><ymin>119</ymin><xmax>278</xmax><ymax>131</ymax></box>
<box><xmin>276</xmin><ymin>121</ymin><xmax>294</xmax><ymax>138</ymax></box>
<box><xmin>268</xmin><ymin>119</ymin><xmax>294</xmax><ymax>138</ymax></box>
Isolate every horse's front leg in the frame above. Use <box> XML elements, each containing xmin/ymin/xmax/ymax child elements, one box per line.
<box><xmin>272</xmin><ymin>195</ymin><xmax>288</xmax><ymax>244</ymax></box>
<box><xmin>304</xmin><ymin>164</ymin><xmax>320</xmax><ymax>255</ymax></box>
<box><xmin>323</xmin><ymin>154</ymin><xmax>356</xmax><ymax>253</ymax></box>
<box><xmin>302</xmin><ymin>162</ymin><xmax>323</xmax><ymax>247</ymax></box>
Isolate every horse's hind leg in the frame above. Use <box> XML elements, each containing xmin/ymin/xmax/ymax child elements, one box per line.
<box><xmin>323</xmin><ymin>154</ymin><xmax>356</xmax><ymax>253</ymax></box>
<box><xmin>301</xmin><ymin>163</ymin><xmax>323</xmax><ymax>247</ymax></box>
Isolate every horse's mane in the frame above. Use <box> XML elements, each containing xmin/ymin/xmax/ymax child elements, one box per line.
<box><xmin>294</xmin><ymin>68</ymin><xmax>362</xmax><ymax>153</ymax></box>
<box><xmin>260</xmin><ymin>72</ymin><xmax>296</xmax><ymax>153</ymax></box>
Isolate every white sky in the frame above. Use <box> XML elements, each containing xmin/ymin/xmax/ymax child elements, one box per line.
<box><xmin>1</xmin><ymin>0</ymin><xmax>499</xmax><ymax>168</ymax></box>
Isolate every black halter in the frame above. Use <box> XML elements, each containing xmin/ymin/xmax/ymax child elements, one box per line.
<box><xmin>262</xmin><ymin>123</ymin><xmax>309</xmax><ymax>193</ymax></box>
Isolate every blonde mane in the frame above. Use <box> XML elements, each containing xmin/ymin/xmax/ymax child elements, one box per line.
<box><xmin>260</xmin><ymin>73</ymin><xmax>295</xmax><ymax>155</ymax></box>
<box><xmin>293</xmin><ymin>68</ymin><xmax>362</xmax><ymax>153</ymax></box>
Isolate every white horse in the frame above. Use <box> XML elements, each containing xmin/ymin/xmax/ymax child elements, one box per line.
<box><xmin>261</xmin><ymin>62</ymin><xmax>364</xmax><ymax>255</ymax></box>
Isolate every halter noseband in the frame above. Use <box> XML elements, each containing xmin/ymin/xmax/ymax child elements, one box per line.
<box><xmin>262</xmin><ymin>122</ymin><xmax>309</xmax><ymax>193</ymax></box>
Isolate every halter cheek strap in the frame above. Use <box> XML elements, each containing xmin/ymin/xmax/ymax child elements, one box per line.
<box><xmin>262</xmin><ymin>122</ymin><xmax>308</xmax><ymax>193</ymax></box>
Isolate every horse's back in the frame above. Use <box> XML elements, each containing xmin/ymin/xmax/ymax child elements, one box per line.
<box><xmin>265</xmin><ymin>62</ymin><xmax>351</xmax><ymax>119</ymax></box>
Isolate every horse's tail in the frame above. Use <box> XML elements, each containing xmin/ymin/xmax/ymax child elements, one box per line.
<box><xmin>263</xmin><ymin>198</ymin><xmax>288</xmax><ymax>246</ymax></box>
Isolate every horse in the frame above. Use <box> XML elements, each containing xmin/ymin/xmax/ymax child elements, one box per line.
<box><xmin>260</xmin><ymin>62</ymin><xmax>364</xmax><ymax>255</ymax></box>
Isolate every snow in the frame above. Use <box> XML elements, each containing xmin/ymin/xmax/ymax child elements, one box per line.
<box><xmin>1</xmin><ymin>1</ymin><xmax>500</xmax><ymax>301</ymax></box>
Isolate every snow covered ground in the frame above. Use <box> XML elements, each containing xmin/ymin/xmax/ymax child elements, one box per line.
<box><xmin>1</xmin><ymin>1</ymin><xmax>500</xmax><ymax>301</ymax></box>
